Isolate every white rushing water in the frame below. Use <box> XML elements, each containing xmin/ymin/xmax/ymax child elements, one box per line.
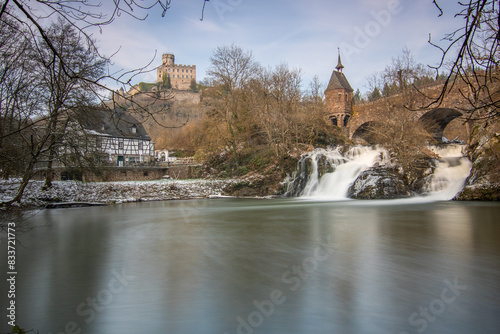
<box><xmin>290</xmin><ymin>144</ymin><xmax>472</xmax><ymax>202</ymax></box>
<box><xmin>423</xmin><ymin>145</ymin><xmax>473</xmax><ymax>201</ymax></box>
<box><xmin>300</xmin><ymin>146</ymin><xmax>390</xmax><ymax>200</ymax></box>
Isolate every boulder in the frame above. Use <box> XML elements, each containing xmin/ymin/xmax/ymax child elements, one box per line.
<box><xmin>348</xmin><ymin>167</ymin><xmax>412</xmax><ymax>199</ymax></box>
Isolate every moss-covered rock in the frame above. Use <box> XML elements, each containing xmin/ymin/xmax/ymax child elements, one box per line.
<box><xmin>348</xmin><ymin>167</ymin><xmax>412</xmax><ymax>199</ymax></box>
<box><xmin>455</xmin><ymin>184</ymin><xmax>500</xmax><ymax>201</ymax></box>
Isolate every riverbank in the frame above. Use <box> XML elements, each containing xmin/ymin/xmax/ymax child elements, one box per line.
<box><xmin>1</xmin><ymin>164</ymin><xmax>498</xmax><ymax>210</ymax></box>
<box><xmin>0</xmin><ymin>179</ymin><xmax>239</xmax><ymax>208</ymax></box>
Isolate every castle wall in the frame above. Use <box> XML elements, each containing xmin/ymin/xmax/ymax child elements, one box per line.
<box><xmin>157</xmin><ymin>54</ymin><xmax>196</xmax><ymax>90</ymax></box>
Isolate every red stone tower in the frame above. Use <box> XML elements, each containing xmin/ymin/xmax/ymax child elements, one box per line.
<box><xmin>324</xmin><ymin>51</ymin><xmax>353</xmax><ymax>128</ymax></box>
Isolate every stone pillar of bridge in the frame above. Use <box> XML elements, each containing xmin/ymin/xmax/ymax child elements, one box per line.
<box><xmin>324</xmin><ymin>51</ymin><xmax>353</xmax><ymax>134</ymax></box>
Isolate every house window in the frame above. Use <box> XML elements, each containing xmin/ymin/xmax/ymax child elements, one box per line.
<box><xmin>131</xmin><ymin>125</ymin><xmax>137</xmax><ymax>134</ymax></box>
<box><xmin>138</xmin><ymin>141</ymin><xmax>143</xmax><ymax>150</ymax></box>
<box><xmin>118</xmin><ymin>141</ymin><xmax>124</xmax><ymax>149</ymax></box>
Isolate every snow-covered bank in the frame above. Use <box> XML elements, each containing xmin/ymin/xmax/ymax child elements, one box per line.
<box><xmin>0</xmin><ymin>179</ymin><xmax>238</xmax><ymax>207</ymax></box>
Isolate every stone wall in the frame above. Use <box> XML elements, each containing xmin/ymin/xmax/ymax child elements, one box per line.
<box><xmin>33</xmin><ymin>165</ymin><xmax>202</xmax><ymax>182</ymax></box>
<box><xmin>349</xmin><ymin>81</ymin><xmax>472</xmax><ymax>141</ymax></box>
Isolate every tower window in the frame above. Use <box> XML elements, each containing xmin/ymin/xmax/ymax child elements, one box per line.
<box><xmin>344</xmin><ymin>115</ymin><xmax>350</xmax><ymax>127</ymax></box>
<box><xmin>330</xmin><ymin>116</ymin><xmax>338</xmax><ymax>126</ymax></box>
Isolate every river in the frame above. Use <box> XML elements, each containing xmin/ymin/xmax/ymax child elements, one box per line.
<box><xmin>1</xmin><ymin>198</ymin><xmax>500</xmax><ymax>334</ymax></box>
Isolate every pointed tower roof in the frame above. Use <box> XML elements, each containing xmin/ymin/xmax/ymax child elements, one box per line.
<box><xmin>335</xmin><ymin>49</ymin><xmax>344</xmax><ymax>72</ymax></box>
<box><xmin>325</xmin><ymin>70</ymin><xmax>353</xmax><ymax>92</ymax></box>
<box><xmin>325</xmin><ymin>49</ymin><xmax>352</xmax><ymax>92</ymax></box>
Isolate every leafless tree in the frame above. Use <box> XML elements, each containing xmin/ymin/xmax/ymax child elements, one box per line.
<box><xmin>247</xmin><ymin>63</ymin><xmax>303</xmax><ymax>158</ymax></box>
<box><xmin>430</xmin><ymin>0</ymin><xmax>500</xmax><ymax>120</ymax></box>
<box><xmin>205</xmin><ymin>44</ymin><xmax>257</xmax><ymax>167</ymax></box>
<box><xmin>0</xmin><ymin>1</ymin><xmax>177</xmax><ymax>205</ymax></box>
<box><xmin>36</xmin><ymin>19</ymin><xmax>107</xmax><ymax>190</ymax></box>
<box><xmin>308</xmin><ymin>75</ymin><xmax>324</xmax><ymax>104</ymax></box>
<box><xmin>366</xmin><ymin>108</ymin><xmax>434</xmax><ymax>185</ymax></box>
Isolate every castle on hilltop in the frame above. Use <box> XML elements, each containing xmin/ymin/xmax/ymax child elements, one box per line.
<box><xmin>157</xmin><ymin>53</ymin><xmax>196</xmax><ymax>90</ymax></box>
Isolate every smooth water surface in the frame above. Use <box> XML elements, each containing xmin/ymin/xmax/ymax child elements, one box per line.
<box><xmin>1</xmin><ymin>198</ymin><xmax>500</xmax><ymax>334</ymax></box>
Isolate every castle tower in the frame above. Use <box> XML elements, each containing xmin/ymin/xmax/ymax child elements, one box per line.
<box><xmin>162</xmin><ymin>53</ymin><xmax>175</xmax><ymax>66</ymax></box>
<box><xmin>157</xmin><ymin>53</ymin><xmax>196</xmax><ymax>90</ymax></box>
<box><xmin>324</xmin><ymin>51</ymin><xmax>353</xmax><ymax>128</ymax></box>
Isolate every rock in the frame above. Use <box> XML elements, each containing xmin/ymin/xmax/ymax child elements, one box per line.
<box><xmin>454</xmin><ymin>132</ymin><xmax>500</xmax><ymax>201</ymax></box>
<box><xmin>348</xmin><ymin>167</ymin><xmax>412</xmax><ymax>199</ymax></box>
<box><xmin>455</xmin><ymin>184</ymin><xmax>500</xmax><ymax>201</ymax></box>
<box><xmin>224</xmin><ymin>171</ymin><xmax>284</xmax><ymax>197</ymax></box>
<box><xmin>283</xmin><ymin>152</ymin><xmax>340</xmax><ymax>197</ymax></box>
<box><xmin>224</xmin><ymin>182</ymin><xmax>260</xmax><ymax>197</ymax></box>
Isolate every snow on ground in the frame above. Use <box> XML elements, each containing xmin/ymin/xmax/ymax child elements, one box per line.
<box><xmin>0</xmin><ymin>179</ymin><xmax>237</xmax><ymax>207</ymax></box>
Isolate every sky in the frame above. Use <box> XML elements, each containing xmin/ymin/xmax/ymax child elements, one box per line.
<box><xmin>91</xmin><ymin>0</ymin><xmax>465</xmax><ymax>95</ymax></box>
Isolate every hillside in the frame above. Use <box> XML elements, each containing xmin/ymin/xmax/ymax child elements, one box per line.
<box><xmin>115</xmin><ymin>89</ymin><xmax>204</xmax><ymax>150</ymax></box>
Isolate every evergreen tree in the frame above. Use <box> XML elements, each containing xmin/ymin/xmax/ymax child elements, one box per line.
<box><xmin>382</xmin><ymin>83</ymin><xmax>392</xmax><ymax>97</ymax></box>
<box><xmin>190</xmin><ymin>79</ymin><xmax>198</xmax><ymax>92</ymax></box>
<box><xmin>353</xmin><ymin>89</ymin><xmax>362</xmax><ymax>103</ymax></box>
<box><xmin>163</xmin><ymin>74</ymin><xmax>172</xmax><ymax>89</ymax></box>
<box><xmin>369</xmin><ymin>87</ymin><xmax>381</xmax><ymax>101</ymax></box>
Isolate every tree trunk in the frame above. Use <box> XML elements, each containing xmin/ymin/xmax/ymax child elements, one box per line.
<box><xmin>42</xmin><ymin>105</ymin><xmax>61</xmax><ymax>190</ymax></box>
<box><xmin>42</xmin><ymin>156</ymin><xmax>54</xmax><ymax>190</ymax></box>
<box><xmin>2</xmin><ymin>160</ymin><xmax>35</xmax><ymax>206</ymax></box>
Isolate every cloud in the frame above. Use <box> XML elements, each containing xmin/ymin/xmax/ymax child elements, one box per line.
<box><xmin>92</xmin><ymin>0</ymin><xmax>464</xmax><ymax>92</ymax></box>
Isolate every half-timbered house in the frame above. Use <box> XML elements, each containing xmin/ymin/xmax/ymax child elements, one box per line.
<box><xmin>82</xmin><ymin>108</ymin><xmax>155</xmax><ymax>166</ymax></box>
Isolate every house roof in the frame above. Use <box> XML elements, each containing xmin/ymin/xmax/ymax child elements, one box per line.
<box><xmin>79</xmin><ymin>107</ymin><xmax>151</xmax><ymax>140</ymax></box>
<box><xmin>325</xmin><ymin>71</ymin><xmax>353</xmax><ymax>92</ymax></box>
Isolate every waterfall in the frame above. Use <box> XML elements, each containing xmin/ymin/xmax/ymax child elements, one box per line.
<box><xmin>285</xmin><ymin>144</ymin><xmax>472</xmax><ymax>201</ymax></box>
<box><xmin>285</xmin><ymin>146</ymin><xmax>390</xmax><ymax>200</ymax></box>
<box><xmin>422</xmin><ymin>145</ymin><xmax>473</xmax><ymax>201</ymax></box>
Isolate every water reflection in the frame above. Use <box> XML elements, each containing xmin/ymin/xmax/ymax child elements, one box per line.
<box><xmin>1</xmin><ymin>199</ymin><xmax>499</xmax><ymax>334</ymax></box>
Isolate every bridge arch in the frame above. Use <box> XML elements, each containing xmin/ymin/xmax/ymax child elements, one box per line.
<box><xmin>352</xmin><ymin>121</ymin><xmax>383</xmax><ymax>145</ymax></box>
<box><xmin>418</xmin><ymin>108</ymin><xmax>463</xmax><ymax>142</ymax></box>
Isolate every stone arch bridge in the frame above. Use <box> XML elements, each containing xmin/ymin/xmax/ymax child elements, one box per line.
<box><xmin>346</xmin><ymin>83</ymin><xmax>471</xmax><ymax>144</ymax></box>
